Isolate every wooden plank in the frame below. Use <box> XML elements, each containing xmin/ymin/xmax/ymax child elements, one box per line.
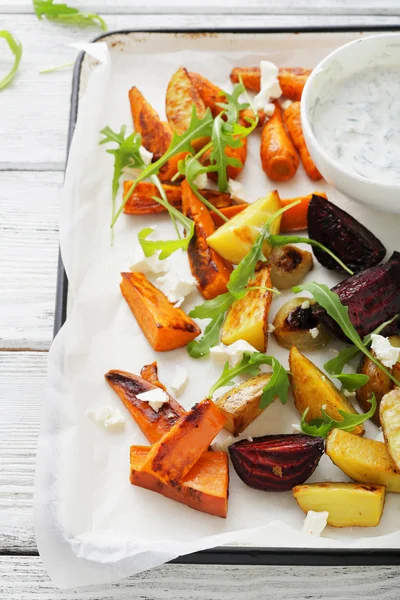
<box><xmin>0</xmin><ymin>171</ymin><xmax>60</xmax><ymax>350</ymax></box>
<box><xmin>1</xmin><ymin>14</ymin><xmax>399</xmax><ymax>170</ymax></box>
<box><xmin>1</xmin><ymin>556</ymin><xmax>400</xmax><ymax>599</ymax></box>
<box><xmin>0</xmin><ymin>1</ymin><xmax>399</xmax><ymax>15</ymax></box>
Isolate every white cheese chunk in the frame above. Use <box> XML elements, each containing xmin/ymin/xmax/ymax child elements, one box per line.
<box><xmin>139</xmin><ymin>145</ymin><xmax>153</xmax><ymax>165</ymax></box>
<box><xmin>254</xmin><ymin>61</ymin><xmax>282</xmax><ymax>113</ymax></box>
<box><xmin>212</xmin><ymin>436</ymin><xmax>236</xmax><ymax>452</ymax></box>
<box><xmin>280</xmin><ymin>98</ymin><xmax>293</xmax><ymax>110</ymax></box>
<box><xmin>136</xmin><ymin>388</ymin><xmax>169</xmax><ymax>412</ymax></box>
<box><xmin>156</xmin><ymin>270</ymin><xmax>197</xmax><ymax>305</ymax></box>
<box><xmin>169</xmin><ymin>365</ymin><xmax>188</xmax><ymax>397</ymax></box>
<box><xmin>371</xmin><ymin>334</ymin><xmax>400</xmax><ymax>368</ymax></box>
<box><xmin>210</xmin><ymin>344</ymin><xmax>230</xmax><ymax>366</ymax></box>
<box><xmin>227</xmin><ymin>179</ymin><xmax>247</xmax><ymax>202</ymax></box>
<box><xmin>309</xmin><ymin>327</ymin><xmax>319</xmax><ymax>339</ymax></box>
<box><xmin>193</xmin><ymin>172</ymin><xmax>208</xmax><ymax>189</ymax></box>
<box><xmin>210</xmin><ymin>340</ymin><xmax>258</xmax><ymax>368</ymax></box>
<box><xmin>267</xmin><ymin>323</ymin><xmax>275</xmax><ymax>333</ymax></box>
<box><xmin>302</xmin><ymin>510</ymin><xmax>329</xmax><ymax>537</ymax></box>
<box><xmin>301</xmin><ymin>300</ymin><xmax>310</xmax><ymax>310</ymax></box>
<box><xmin>129</xmin><ymin>247</ymin><xmax>167</xmax><ymax>275</ymax></box>
<box><xmin>86</xmin><ymin>406</ymin><xmax>125</xmax><ymax>431</ymax></box>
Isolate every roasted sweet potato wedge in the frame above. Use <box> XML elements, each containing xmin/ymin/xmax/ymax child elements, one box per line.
<box><xmin>182</xmin><ymin>180</ymin><xmax>232</xmax><ymax>300</ymax></box>
<box><xmin>221</xmin><ymin>266</ymin><xmax>273</xmax><ymax>352</ymax></box>
<box><xmin>210</xmin><ymin>204</ymin><xmax>248</xmax><ymax>228</ymax></box>
<box><xmin>130</xmin><ymin>447</ymin><xmax>229</xmax><ymax>517</ymax></box>
<box><xmin>188</xmin><ymin>71</ymin><xmax>226</xmax><ymax>118</ymax></box>
<box><xmin>105</xmin><ymin>370</ymin><xmax>185</xmax><ymax>443</ymax></box>
<box><xmin>123</xmin><ymin>181</ymin><xmax>232</xmax><ymax>215</ymax></box>
<box><xmin>230</xmin><ymin>66</ymin><xmax>311</xmax><ymax>100</ymax></box>
<box><xmin>120</xmin><ymin>272</ymin><xmax>201</xmax><ymax>351</ymax></box>
<box><xmin>142</xmin><ymin>398</ymin><xmax>226</xmax><ymax>486</ymax></box>
<box><xmin>166</xmin><ymin>67</ymin><xmax>207</xmax><ymax>136</ymax></box>
<box><xmin>140</xmin><ymin>361</ymin><xmax>166</xmax><ymax>391</ymax></box>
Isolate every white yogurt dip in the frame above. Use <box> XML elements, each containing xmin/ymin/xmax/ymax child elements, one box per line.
<box><xmin>312</xmin><ymin>65</ymin><xmax>400</xmax><ymax>185</ymax></box>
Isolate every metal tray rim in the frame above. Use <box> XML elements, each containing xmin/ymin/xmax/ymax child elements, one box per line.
<box><xmin>55</xmin><ymin>24</ymin><xmax>400</xmax><ymax>567</ymax></box>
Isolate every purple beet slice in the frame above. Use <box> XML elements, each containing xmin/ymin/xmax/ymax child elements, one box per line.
<box><xmin>307</xmin><ymin>194</ymin><xmax>386</xmax><ymax>273</ymax></box>
<box><xmin>229</xmin><ymin>434</ymin><xmax>324</xmax><ymax>492</ymax></box>
<box><xmin>318</xmin><ymin>251</ymin><xmax>400</xmax><ymax>341</ymax></box>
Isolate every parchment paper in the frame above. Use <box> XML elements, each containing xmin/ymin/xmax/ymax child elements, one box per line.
<box><xmin>34</xmin><ymin>33</ymin><xmax>400</xmax><ymax>589</ymax></box>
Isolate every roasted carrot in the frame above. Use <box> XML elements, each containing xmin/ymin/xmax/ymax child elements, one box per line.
<box><xmin>140</xmin><ymin>362</ymin><xmax>166</xmax><ymax>391</ymax></box>
<box><xmin>239</xmin><ymin>107</ymin><xmax>266</xmax><ymax>128</ymax></box>
<box><xmin>188</xmin><ymin>72</ymin><xmax>226</xmax><ymax>118</ymax></box>
<box><xmin>120</xmin><ymin>272</ymin><xmax>201</xmax><ymax>352</ymax></box>
<box><xmin>166</xmin><ymin>67</ymin><xmax>207</xmax><ymax>135</ymax></box>
<box><xmin>280</xmin><ymin>193</ymin><xmax>327</xmax><ymax>232</ymax></box>
<box><xmin>260</xmin><ymin>101</ymin><xmax>299</xmax><ymax>182</ymax></box>
<box><xmin>128</xmin><ymin>87</ymin><xmax>185</xmax><ymax>182</ymax></box>
<box><xmin>230</xmin><ymin>66</ymin><xmax>312</xmax><ymax>101</ymax></box>
<box><xmin>283</xmin><ymin>102</ymin><xmax>322</xmax><ymax>181</ymax></box>
<box><xmin>123</xmin><ymin>181</ymin><xmax>233</xmax><ymax>215</ymax></box>
<box><xmin>105</xmin><ymin>370</ymin><xmax>185</xmax><ymax>443</ymax></box>
<box><xmin>130</xmin><ymin>447</ymin><xmax>229</xmax><ymax>518</ymax></box>
<box><xmin>210</xmin><ymin>204</ymin><xmax>248</xmax><ymax>227</ymax></box>
<box><xmin>142</xmin><ymin>398</ymin><xmax>226</xmax><ymax>486</ymax></box>
<box><xmin>181</xmin><ymin>180</ymin><xmax>232</xmax><ymax>300</ymax></box>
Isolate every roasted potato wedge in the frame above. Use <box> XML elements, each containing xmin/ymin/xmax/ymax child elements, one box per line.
<box><xmin>128</xmin><ymin>86</ymin><xmax>172</xmax><ymax>161</ymax></box>
<box><xmin>357</xmin><ymin>335</ymin><xmax>400</xmax><ymax>425</ymax></box>
<box><xmin>166</xmin><ymin>66</ymin><xmax>207</xmax><ymax>136</ymax></box>
<box><xmin>380</xmin><ymin>388</ymin><xmax>400</xmax><ymax>470</ymax></box>
<box><xmin>215</xmin><ymin>373</ymin><xmax>272</xmax><ymax>436</ymax></box>
<box><xmin>188</xmin><ymin>71</ymin><xmax>226</xmax><ymax>118</ymax></box>
<box><xmin>293</xmin><ymin>482</ymin><xmax>386</xmax><ymax>527</ymax></box>
<box><xmin>207</xmin><ymin>190</ymin><xmax>282</xmax><ymax>264</ymax></box>
<box><xmin>326</xmin><ymin>428</ymin><xmax>400</xmax><ymax>492</ymax></box>
<box><xmin>273</xmin><ymin>297</ymin><xmax>331</xmax><ymax>351</ymax></box>
<box><xmin>290</xmin><ymin>346</ymin><xmax>364</xmax><ymax>435</ymax></box>
<box><xmin>268</xmin><ymin>245</ymin><xmax>313</xmax><ymax>290</ymax></box>
<box><xmin>221</xmin><ymin>266</ymin><xmax>273</xmax><ymax>352</ymax></box>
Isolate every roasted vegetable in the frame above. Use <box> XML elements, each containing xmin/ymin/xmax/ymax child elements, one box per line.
<box><xmin>273</xmin><ymin>298</ymin><xmax>331</xmax><ymax>351</ymax></box>
<box><xmin>356</xmin><ymin>336</ymin><xmax>400</xmax><ymax>425</ymax></box>
<box><xmin>221</xmin><ymin>266</ymin><xmax>273</xmax><ymax>352</ymax></box>
<box><xmin>280</xmin><ymin>193</ymin><xmax>327</xmax><ymax>232</ymax></box>
<box><xmin>166</xmin><ymin>66</ymin><xmax>207</xmax><ymax>136</ymax></box>
<box><xmin>120</xmin><ymin>272</ymin><xmax>201</xmax><ymax>351</ymax></box>
<box><xmin>182</xmin><ymin>180</ymin><xmax>232</xmax><ymax>300</ymax></box>
<box><xmin>140</xmin><ymin>362</ymin><xmax>166</xmax><ymax>391</ymax></box>
<box><xmin>105</xmin><ymin>370</ymin><xmax>185</xmax><ymax>443</ymax></box>
<box><xmin>142</xmin><ymin>398</ymin><xmax>226</xmax><ymax>486</ymax></box>
<box><xmin>283</xmin><ymin>102</ymin><xmax>322</xmax><ymax>180</ymax></box>
<box><xmin>207</xmin><ymin>190</ymin><xmax>282</xmax><ymax>264</ymax></box>
<box><xmin>260</xmin><ymin>101</ymin><xmax>299</xmax><ymax>182</ymax></box>
<box><xmin>319</xmin><ymin>252</ymin><xmax>400</xmax><ymax>341</ymax></box>
<box><xmin>307</xmin><ymin>195</ymin><xmax>386</xmax><ymax>273</ymax></box>
<box><xmin>230</xmin><ymin>66</ymin><xmax>311</xmax><ymax>100</ymax></box>
<box><xmin>289</xmin><ymin>346</ymin><xmax>364</xmax><ymax>435</ymax></box>
<box><xmin>229</xmin><ymin>434</ymin><xmax>324</xmax><ymax>491</ymax></box>
<box><xmin>380</xmin><ymin>388</ymin><xmax>400</xmax><ymax>471</ymax></box>
<box><xmin>326</xmin><ymin>428</ymin><xmax>400</xmax><ymax>493</ymax></box>
<box><xmin>293</xmin><ymin>482</ymin><xmax>385</xmax><ymax>527</ymax></box>
<box><xmin>268</xmin><ymin>245</ymin><xmax>313</xmax><ymax>290</ymax></box>
<box><xmin>130</xmin><ymin>447</ymin><xmax>229</xmax><ymax>517</ymax></box>
<box><xmin>202</xmin><ymin>137</ymin><xmax>248</xmax><ymax>182</ymax></box>
<box><xmin>188</xmin><ymin>71</ymin><xmax>226</xmax><ymax>118</ymax></box>
<box><xmin>123</xmin><ymin>181</ymin><xmax>232</xmax><ymax>215</ymax></box>
<box><xmin>210</xmin><ymin>204</ymin><xmax>248</xmax><ymax>227</ymax></box>
<box><xmin>215</xmin><ymin>373</ymin><xmax>272</xmax><ymax>436</ymax></box>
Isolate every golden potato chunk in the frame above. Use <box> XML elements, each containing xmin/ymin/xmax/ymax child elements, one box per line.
<box><xmin>380</xmin><ymin>388</ymin><xmax>400</xmax><ymax>471</ymax></box>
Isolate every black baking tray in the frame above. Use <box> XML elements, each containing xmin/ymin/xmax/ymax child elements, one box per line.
<box><xmin>54</xmin><ymin>25</ymin><xmax>400</xmax><ymax>566</ymax></box>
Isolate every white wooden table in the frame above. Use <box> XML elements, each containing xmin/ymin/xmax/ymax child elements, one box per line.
<box><xmin>1</xmin><ymin>3</ymin><xmax>400</xmax><ymax>598</ymax></box>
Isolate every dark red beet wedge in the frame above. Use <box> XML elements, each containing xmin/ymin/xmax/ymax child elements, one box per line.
<box><xmin>307</xmin><ymin>194</ymin><xmax>386</xmax><ymax>273</ymax></box>
<box><xmin>229</xmin><ymin>434</ymin><xmax>324</xmax><ymax>492</ymax></box>
<box><xmin>318</xmin><ymin>251</ymin><xmax>400</xmax><ymax>341</ymax></box>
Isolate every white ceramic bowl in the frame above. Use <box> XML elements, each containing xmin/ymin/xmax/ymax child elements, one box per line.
<box><xmin>301</xmin><ymin>33</ymin><xmax>400</xmax><ymax>214</ymax></box>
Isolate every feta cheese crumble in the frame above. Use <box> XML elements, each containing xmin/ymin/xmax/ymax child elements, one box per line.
<box><xmin>139</xmin><ymin>145</ymin><xmax>153</xmax><ymax>165</ymax></box>
<box><xmin>130</xmin><ymin>248</ymin><xmax>167</xmax><ymax>275</ymax></box>
<box><xmin>169</xmin><ymin>365</ymin><xmax>188</xmax><ymax>397</ymax></box>
<box><xmin>309</xmin><ymin>327</ymin><xmax>319</xmax><ymax>339</ymax></box>
<box><xmin>371</xmin><ymin>334</ymin><xmax>400</xmax><ymax>368</ymax></box>
<box><xmin>280</xmin><ymin>98</ymin><xmax>293</xmax><ymax>110</ymax></box>
<box><xmin>301</xmin><ymin>300</ymin><xmax>310</xmax><ymax>310</ymax></box>
<box><xmin>227</xmin><ymin>179</ymin><xmax>247</xmax><ymax>202</ymax></box>
<box><xmin>267</xmin><ymin>323</ymin><xmax>275</xmax><ymax>333</ymax></box>
<box><xmin>212</xmin><ymin>436</ymin><xmax>236</xmax><ymax>452</ymax></box>
<box><xmin>193</xmin><ymin>172</ymin><xmax>208</xmax><ymax>189</ymax></box>
<box><xmin>302</xmin><ymin>510</ymin><xmax>329</xmax><ymax>537</ymax></box>
<box><xmin>86</xmin><ymin>406</ymin><xmax>125</xmax><ymax>431</ymax></box>
<box><xmin>156</xmin><ymin>270</ymin><xmax>197</xmax><ymax>306</ymax></box>
<box><xmin>210</xmin><ymin>340</ymin><xmax>258</xmax><ymax>368</ymax></box>
<box><xmin>136</xmin><ymin>388</ymin><xmax>169</xmax><ymax>412</ymax></box>
<box><xmin>254</xmin><ymin>61</ymin><xmax>282</xmax><ymax>114</ymax></box>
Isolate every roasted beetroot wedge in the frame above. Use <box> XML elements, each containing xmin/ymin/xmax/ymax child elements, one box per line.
<box><xmin>319</xmin><ymin>251</ymin><xmax>400</xmax><ymax>341</ymax></box>
<box><xmin>307</xmin><ymin>195</ymin><xmax>386</xmax><ymax>273</ymax></box>
<box><xmin>229</xmin><ymin>434</ymin><xmax>324</xmax><ymax>492</ymax></box>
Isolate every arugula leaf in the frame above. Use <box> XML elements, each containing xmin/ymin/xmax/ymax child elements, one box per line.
<box><xmin>216</xmin><ymin>82</ymin><xmax>249</xmax><ymax>124</ymax></box>
<box><xmin>186</xmin><ymin>314</ymin><xmax>225</xmax><ymax>359</ymax></box>
<box><xmin>33</xmin><ymin>0</ymin><xmax>107</xmax><ymax>29</ymax></box>
<box><xmin>0</xmin><ymin>31</ymin><xmax>22</xmax><ymax>90</ymax></box>
<box><xmin>208</xmin><ymin>352</ymin><xmax>290</xmax><ymax>408</ymax></box>
<box><xmin>293</xmin><ymin>282</ymin><xmax>400</xmax><ymax>388</ymax></box>
<box><xmin>301</xmin><ymin>395</ymin><xmax>377</xmax><ymax>438</ymax></box>
<box><xmin>268</xmin><ymin>234</ymin><xmax>354</xmax><ymax>276</ymax></box>
<box><xmin>209</xmin><ymin>114</ymin><xmax>244</xmax><ymax>192</ymax></box>
<box><xmin>334</xmin><ymin>373</ymin><xmax>369</xmax><ymax>392</ymax></box>
<box><xmin>189</xmin><ymin>292</ymin><xmax>235</xmax><ymax>320</ymax></box>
